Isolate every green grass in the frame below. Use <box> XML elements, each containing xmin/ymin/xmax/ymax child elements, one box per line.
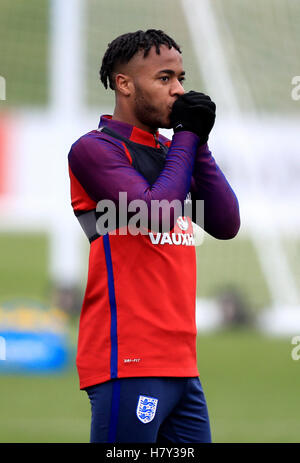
<box><xmin>0</xmin><ymin>0</ymin><xmax>49</xmax><ymax>107</ymax></box>
<box><xmin>0</xmin><ymin>232</ymin><xmax>49</xmax><ymax>304</ymax></box>
<box><xmin>197</xmin><ymin>329</ymin><xmax>300</xmax><ymax>442</ymax></box>
<box><xmin>0</xmin><ymin>364</ymin><xmax>90</xmax><ymax>443</ymax></box>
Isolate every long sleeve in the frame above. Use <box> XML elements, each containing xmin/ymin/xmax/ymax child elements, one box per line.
<box><xmin>191</xmin><ymin>143</ymin><xmax>240</xmax><ymax>239</ymax></box>
<box><xmin>68</xmin><ymin>130</ymin><xmax>200</xmax><ymax>230</ymax></box>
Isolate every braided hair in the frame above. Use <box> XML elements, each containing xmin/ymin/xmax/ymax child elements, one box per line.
<box><xmin>100</xmin><ymin>29</ymin><xmax>181</xmax><ymax>90</ymax></box>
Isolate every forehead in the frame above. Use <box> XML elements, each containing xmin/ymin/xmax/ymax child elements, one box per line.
<box><xmin>128</xmin><ymin>45</ymin><xmax>183</xmax><ymax>74</ymax></box>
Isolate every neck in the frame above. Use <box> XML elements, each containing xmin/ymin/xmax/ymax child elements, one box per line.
<box><xmin>112</xmin><ymin>108</ymin><xmax>157</xmax><ymax>135</ymax></box>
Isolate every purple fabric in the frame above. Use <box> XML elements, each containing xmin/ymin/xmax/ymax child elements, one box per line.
<box><xmin>68</xmin><ymin>123</ymin><xmax>199</xmax><ymax>230</ymax></box>
<box><xmin>191</xmin><ymin>144</ymin><xmax>240</xmax><ymax>239</ymax></box>
<box><xmin>69</xmin><ymin>130</ymin><xmax>198</xmax><ymax>204</ymax></box>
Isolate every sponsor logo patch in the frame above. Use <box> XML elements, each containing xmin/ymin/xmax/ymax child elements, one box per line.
<box><xmin>177</xmin><ymin>216</ymin><xmax>189</xmax><ymax>231</ymax></box>
<box><xmin>136</xmin><ymin>395</ymin><xmax>158</xmax><ymax>424</ymax></box>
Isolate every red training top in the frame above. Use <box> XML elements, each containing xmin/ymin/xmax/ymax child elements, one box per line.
<box><xmin>68</xmin><ymin>115</ymin><xmax>240</xmax><ymax>389</ymax></box>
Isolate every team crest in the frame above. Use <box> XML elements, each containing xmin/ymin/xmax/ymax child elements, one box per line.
<box><xmin>136</xmin><ymin>395</ymin><xmax>158</xmax><ymax>424</ymax></box>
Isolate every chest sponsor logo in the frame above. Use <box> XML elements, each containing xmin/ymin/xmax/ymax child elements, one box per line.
<box><xmin>148</xmin><ymin>231</ymin><xmax>195</xmax><ymax>246</ymax></box>
<box><xmin>136</xmin><ymin>395</ymin><xmax>158</xmax><ymax>424</ymax></box>
<box><xmin>148</xmin><ymin>217</ymin><xmax>195</xmax><ymax>246</ymax></box>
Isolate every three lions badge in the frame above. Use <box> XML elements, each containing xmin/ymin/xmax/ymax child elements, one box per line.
<box><xmin>136</xmin><ymin>395</ymin><xmax>158</xmax><ymax>424</ymax></box>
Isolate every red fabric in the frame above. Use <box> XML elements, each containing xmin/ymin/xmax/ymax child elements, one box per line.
<box><xmin>76</xmin><ymin>237</ymin><xmax>112</xmax><ymax>387</ymax></box>
<box><xmin>130</xmin><ymin>126</ymin><xmax>159</xmax><ymax>148</ymax></box>
<box><xmin>111</xmin><ymin>222</ymin><xmax>198</xmax><ymax>381</ymax></box>
<box><xmin>69</xmin><ymin>166</ymin><xmax>97</xmax><ymax>211</ymax></box>
<box><xmin>77</xmin><ymin>219</ymin><xmax>199</xmax><ymax>390</ymax></box>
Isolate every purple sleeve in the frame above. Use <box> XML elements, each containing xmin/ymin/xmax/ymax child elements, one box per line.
<box><xmin>68</xmin><ymin>131</ymin><xmax>199</xmax><ymax>228</ymax></box>
<box><xmin>191</xmin><ymin>143</ymin><xmax>240</xmax><ymax>239</ymax></box>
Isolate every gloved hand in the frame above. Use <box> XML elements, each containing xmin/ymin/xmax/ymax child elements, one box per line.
<box><xmin>170</xmin><ymin>91</ymin><xmax>216</xmax><ymax>145</ymax></box>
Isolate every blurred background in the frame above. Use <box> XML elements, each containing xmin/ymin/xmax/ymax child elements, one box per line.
<box><xmin>0</xmin><ymin>0</ymin><xmax>299</xmax><ymax>443</ymax></box>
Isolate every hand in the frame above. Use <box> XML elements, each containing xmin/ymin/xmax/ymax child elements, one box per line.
<box><xmin>170</xmin><ymin>91</ymin><xmax>216</xmax><ymax>144</ymax></box>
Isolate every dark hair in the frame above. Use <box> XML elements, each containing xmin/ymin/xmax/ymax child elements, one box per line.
<box><xmin>100</xmin><ymin>29</ymin><xmax>181</xmax><ymax>90</ymax></box>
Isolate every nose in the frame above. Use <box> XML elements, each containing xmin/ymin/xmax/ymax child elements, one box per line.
<box><xmin>171</xmin><ymin>79</ymin><xmax>185</xmax><ymax>97</ymax></box>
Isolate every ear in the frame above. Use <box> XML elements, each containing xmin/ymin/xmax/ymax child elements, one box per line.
<box><xmin>114</xmin><ymin>73</ymin><xmax>132</xmax><ymax>96</ymax></box>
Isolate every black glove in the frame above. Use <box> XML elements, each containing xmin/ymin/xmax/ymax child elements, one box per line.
<box><xmin>170</xmin><ymin>91</ymin><xmax>216</xmax><ymax>145</ymax></box>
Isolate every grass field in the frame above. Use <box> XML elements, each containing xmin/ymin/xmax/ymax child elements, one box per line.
<box><xmin>197</xmin><ymin>330</ymin><xmax>300</xmax><ymax>443</ymax></box>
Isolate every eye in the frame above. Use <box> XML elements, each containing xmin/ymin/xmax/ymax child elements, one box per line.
<box><xmin>160</xmin><ymin>76</ymin><xmax>169</xmax><ymax>82</ymax></box>
<box><xmin>179</xmin><ymin>77</ymin><xmax>185</xmax><ymax>84</ymax></box>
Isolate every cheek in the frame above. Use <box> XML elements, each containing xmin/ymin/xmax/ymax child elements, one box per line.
<box><xmin>149</xmin><ymin>86</ymin><xmax>170</xmax><ymax>108</ymax></box>
<box><xmin>139</xmin><ymin>90</ymin><xmax>160</xmax><ymax>110</ymax></box>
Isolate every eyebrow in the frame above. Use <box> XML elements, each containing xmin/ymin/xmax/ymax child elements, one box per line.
<box><xmin>156</xmin><ymin>69</ymin><xmax>186</xmax><ymax>76</ymax></box>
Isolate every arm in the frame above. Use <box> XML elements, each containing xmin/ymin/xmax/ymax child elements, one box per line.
<box><xmin>191</xmin><ymin>143</ymin><xmax>240</xmax><ymax>239</ymax></box>
<box><xmin>68</xmin><ymin>131</ymin><xmax>199</xmax><ymax>230</ymax></box>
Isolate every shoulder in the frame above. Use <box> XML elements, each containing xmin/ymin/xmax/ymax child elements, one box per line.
<box><xmin>68</xmin><ymin>129</ymin><xmax>126</xmax><ymax>163</ymax></box>
<box><xmin>70</xmin><ymin>129</ymin><xmax>123</xmax><ymax>153</ymax></box>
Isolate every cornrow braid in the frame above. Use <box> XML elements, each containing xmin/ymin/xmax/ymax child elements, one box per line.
<box><xmin>100</xmin><ymin>29</ymin><xmax>182</xmax><ymax>90</ymax></box>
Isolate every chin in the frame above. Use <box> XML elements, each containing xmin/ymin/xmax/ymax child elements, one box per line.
<box><xmin>158</xmin><ymin>118</ymin><xmax>172</xmax><ymax>130</ymax></box>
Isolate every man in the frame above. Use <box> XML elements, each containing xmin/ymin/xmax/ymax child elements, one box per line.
<box><xmin>68</xmin><ymin>29</ymin><xmax>240</xmax><ymax>443</ymax></box>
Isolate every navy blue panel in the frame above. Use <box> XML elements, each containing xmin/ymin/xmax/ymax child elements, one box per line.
<box><xmin>108</xmin><ymin>379</ymin><xmax>121</xmax><ymax>443</ymax></box>
<box><xmin>101</xmin><ymin>126</ymin><xmax>168</xmax><ymax>185</ymax></box>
